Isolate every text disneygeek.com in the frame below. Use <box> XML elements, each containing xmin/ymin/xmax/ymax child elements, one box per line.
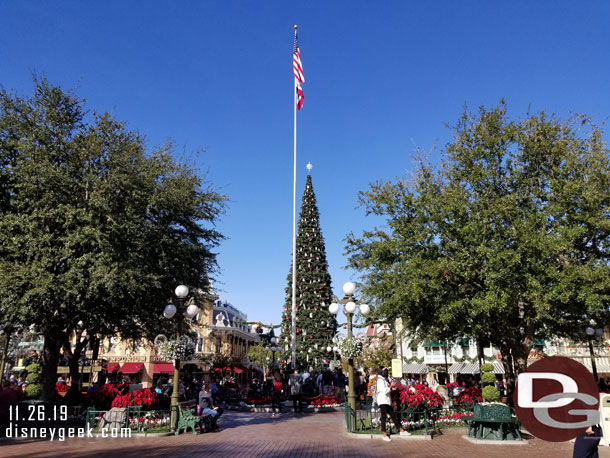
<box><xmin>5</xmin><ymin>424</ymin><xmax>132</xmax><ymax>441</ymax></box>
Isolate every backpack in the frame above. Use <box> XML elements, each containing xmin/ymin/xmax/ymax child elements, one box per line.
<box><xmin>369</xmin><ymin>375</ymin><xmax>378</xmax><ymax>399</ymax></box>
<box><xmin>290</xmin><ymin>375</ymin><xmax>302</xmax><ymax>395</ymax></box>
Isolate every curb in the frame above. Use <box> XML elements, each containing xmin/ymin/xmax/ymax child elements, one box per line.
<box><xmin>461</xmin><ymin>434</ymin><xmax>528</xmax><ymax>445</ymax></box>
<box><xmin>346</xmin><ymin>431</ymin><xmax>432</xmax><ymax>441</ymax></box>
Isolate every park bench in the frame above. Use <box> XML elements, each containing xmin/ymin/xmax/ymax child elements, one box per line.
<box><xmin>468</xmin><ymin>403</ymin><xmax>521</xmax><ymax>440</ymax></box>
<box><xmin>175</xmin><ymin>401</ymin><xmax>212</xmax><ymax>435</ymax></box>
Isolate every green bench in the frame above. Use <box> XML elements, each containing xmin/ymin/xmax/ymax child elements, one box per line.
<box><xmin>175</xmin><ymin>402</ymin><xmax>212</xmax><ymax>435</ymax></box>
<box><xmin>468</xmin><ymin>403</ymin><xmax>522</xmax><ymax>440</ymax></box>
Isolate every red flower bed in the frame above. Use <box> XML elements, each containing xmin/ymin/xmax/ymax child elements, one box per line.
<box><xmin>453</xmin><ymin>386</ymin><xmax>482</xmax><ymax>406</ymax></box>
<box><xmin>87</xmin><ymin>383</ymin><xmax>130</xmax><ymax>409</ymax></box>
<box><xmin>111</xmin><ymin>388</ymin><xmax>159</xmax><ymax>409</ymax></box>
<box><xmin>393</xmin><ymin>383</ymin><xmax>444</xmax><ymax>410</ymax></box>
<box><xmin>309</xmin><ymin>395</ymin><xmax>342</xmax><ymax>407</ymax></box>
<box><xmin>244</xmin><ymin>396</ymin><xmax>272</xmax><ymax>405</ymax></box>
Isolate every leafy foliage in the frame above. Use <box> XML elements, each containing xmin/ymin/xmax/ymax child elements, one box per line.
<box><xmin>346</xmin><ymin>102</ymin><xmax>610</xmax><ymax>396</ymax></box>
<box><xmin>482</xmin><ymin>385</ymin><xmax>501</xmax><ymax>402</ymax></box>
<box><xmin>0</xmin><ymin>77</ymin><xmax>226</xmax><ymax>400</ymax></box>
<box><xmin>247</xmin><ymin>344</ymin><xmax>272</xmax><ymax>368</ymax></box>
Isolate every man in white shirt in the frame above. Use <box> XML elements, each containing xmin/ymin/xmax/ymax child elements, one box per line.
<box><xmin>376</xmin><ymin>368</ymin><xmax>410</xmax><ymax>441</ymax></box>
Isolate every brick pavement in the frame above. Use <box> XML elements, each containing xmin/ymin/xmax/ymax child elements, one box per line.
<box><xmin>1</xmin><ymin>409</ymin><xmax>607</xmax><ymax>458</ymax></box>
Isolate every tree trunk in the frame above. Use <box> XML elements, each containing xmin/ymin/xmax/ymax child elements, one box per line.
<box><xmin>0</xmin><ymin>333</ymin><xmax>10</xmax><ymax>381</ymax></box>
<box><xmin>499</xmin><ymin>343</ymin><xmax>515</xmax><ymax>403</ymax></box>
<box><xmin>41</xmin><ymin>335</ymin><xmax>61</xmax><ymax>402</ymax></box>
<box><xmin>64</xmin><ymin>336</ymin><xmax>88</xmax><ymax>392</ymax></box>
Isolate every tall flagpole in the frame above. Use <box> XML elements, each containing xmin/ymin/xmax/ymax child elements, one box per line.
<box><xmin>291</xmin><ymin>24</ymin><xmax>298</xmax><ymax>370</ymax></box>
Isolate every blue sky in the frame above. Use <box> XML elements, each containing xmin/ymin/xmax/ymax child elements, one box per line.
<box><xmin>1</xmin><ymin>1</ymin><xmax>609</xmax><ymax>327</ymax></box>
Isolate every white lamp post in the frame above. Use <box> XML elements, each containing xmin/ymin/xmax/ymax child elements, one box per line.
<box><xmin>329</xmin><ymin>282</ymin><xmax>370</xmax><ymax>425</ymax></box>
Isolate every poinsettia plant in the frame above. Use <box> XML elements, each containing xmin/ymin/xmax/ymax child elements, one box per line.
<box><xmin>309</xmin><ymin>395</ymin><xmax>342</xmax><ymax>407</ymax></box>
<box><xmin>392</xmin><ymin>383</ymin><xmax>444</xmax><ymax>410</ymax></box>
<box><xmin>111</xmin><ymin>388</ymin><xmax>159</xmax><ymax>409</ymax></box>
<box><xmin>55</xmin><ymin>383</ymin><xmax>69</xmax><ymax>395</ymax></box>
<box><xmin>86</xmin><ymin>384</ymin><xmax>128</xmax><ymax>410</ymax></box>
<box><xmin>244</xmin><ymin>396</ymin><xmax>272</xmax><ymax>406</ymax></box>
<box><xmin>453</xmin><ymin>386</ymin><xmax>483</xmax><ymax>407</ymax></box>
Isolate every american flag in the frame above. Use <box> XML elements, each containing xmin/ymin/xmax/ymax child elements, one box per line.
<box><xmin>293</xmin><ymin>31</ymin><xmax>304</xmax><ymax>110</ymax></box>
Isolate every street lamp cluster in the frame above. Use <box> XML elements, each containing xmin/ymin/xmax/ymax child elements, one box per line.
<box><xmin>328</xmin><ymin>282</ymin><xmax>370</xmax><ymax>420</ymax></box>
<box><xmin>163</xmin><ymin>284</ymin><xmax>200</xmax><ymax>430</ymax></box>
<box><xmin>265</xmin><ymin>335</ymin><xmax>278</xmax><ymax>364</ymax></box>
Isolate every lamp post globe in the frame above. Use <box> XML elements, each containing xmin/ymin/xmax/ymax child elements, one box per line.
<box><xmin>359</xmin><ymin>303</ymin><xmax>370</xmax><ymax>316</ymax></box>
<box><xmin>175</xmin><ymin>285</ymin><xmax>189</xmax><ymax>299</ymax></box>
<box><xmin>345</xmin><ymin>301</ymin><xmax>357</xmax><ymax>314</ymax></box>
<box><xmin>586</xmin><ymin>327</ymin><xmax>595</xmax><ymax>336</ymax></box>
<box><xmin>163</xmin><ymin>304</ymin><xmax>177</xmax><ymax>319</ymax></box>
<box><xmin>342</xmin><ymin>282</ymin><xmax>356</xmax><ymax>296</ymax></box>
<box><xmin>185</xmin><ymin>304</ymin><xmax>200</xmax><ymax>319</ymax></box>
<box><xmin>329</xmin><ymin>303</ymin><xmax>340</xmax><ymax>315</ymax></box>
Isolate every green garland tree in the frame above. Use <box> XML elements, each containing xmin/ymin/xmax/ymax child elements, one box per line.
<box><xmin>280</xmin><ymin>173</ymin><xmax>337</xmax><ymax>371</ymax></box>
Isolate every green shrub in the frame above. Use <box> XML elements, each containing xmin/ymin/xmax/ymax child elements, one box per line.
<box><xmin>24</xmin><ymin>364</ymin><xmax>42</xmax><ymax>399</ymax></box>
<box><xmin>25</xmin><ymin>384</ymin><xmax>42</xmax><ymax>399</ymax></box>
<box><xmin>481</xmin><ymin>372</ymin><xmax>496</xmax><ymax>384</ymax></box>
<box><xmin>480</xmin><ymin>363</ymin><xmax>494</xmax><ymax>373</ymax></box>
<box><xmin>482</xmin><ymin>385</ymin><xmax>500</xmax><ymax>402</ymax></box>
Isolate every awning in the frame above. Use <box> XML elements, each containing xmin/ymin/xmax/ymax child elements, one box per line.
<box><xmin>572</xmin><ymin>357</ymin><xmax>610</xmax><ymax>374</ymax></box>
<box><xmin>459</xmin><ymin>363</ymin><xmax>479</xmax><ymax>374</ymax></box>
<box><xmin>450</xmin><ymin>361</ymin><xmax>505</xmax><ymax>374</ymax></box>
<box><xmin>120</xmin><ymin>362</ymin><xmax>143</xmax><ymax>374</ymax></box>
<box><xmin>108</xmin><ymin>362</ymin><xmax>120</xmax><ymax>372</ymax></box>
<box><xmin>424</xmin><ymin>341</ymin><xmax>446</xmax><ymax>347</ymax></box>
<box><xmin>402</xmin><ymin>363</ymin><xmax>427</xmax><ymax>374</ymax></box>
<box><xmin>233</xmin><ymin>367</ymin><xmax>245</xmax><ymax>373</ymax></box>
<box><xmin>491</xmin><ymin>361</ymin><xmax>505</xmax><ymax>374</ymax></box>
<box><xmin>153</xmin><ymin>363</ymin><xmax>175</xmax><ymax>373</ymax></box>
<box><xmin>448</xmin><ymin>363</ymin><xmax>463</xmax><ymax>374</ymax></box>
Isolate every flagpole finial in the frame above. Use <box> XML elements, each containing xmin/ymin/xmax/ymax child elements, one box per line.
<box><xmin>294</xmin><ymin>25</ymin><xmax>298</xmax><ymax>30</ymax></box>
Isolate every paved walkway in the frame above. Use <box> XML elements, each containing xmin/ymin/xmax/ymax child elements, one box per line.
<box><xmin>1</xmin><ymin>409</ymin><xmax>606</xmax><ymax>458</ymax></box>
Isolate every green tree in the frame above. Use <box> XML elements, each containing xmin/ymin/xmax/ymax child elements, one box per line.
<box><xmin>247</xmin><ymin>344</ymin><xmax>272</xmax><ymax>369</ymax></box>
<box><xmin>0</xmin><ymin>78</ymin><xmax>226</xmax><ymax>401</ymax></box>
<box><xmin>279</xmin><ymin>173</ymin><xmax>337</xmax><ymax>371</ymax></box>
<box><xmin>346</xmin><ymin>102</ymin><xmax>610</xmax><ymax>397</ymax></box>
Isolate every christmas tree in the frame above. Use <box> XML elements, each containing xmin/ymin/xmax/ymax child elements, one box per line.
<box><xmin>280</xmin><ymin>172</ymin><xmax>337</xmax><ymax>371</ymax></box>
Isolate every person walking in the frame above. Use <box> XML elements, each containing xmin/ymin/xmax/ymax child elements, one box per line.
<box><xmin>573</xmin><ymin>424</ymin><xmax>602</xmax><ymax>458</ymax></box>
<box><xmin>271</xmin><ymin>377</ymin><xmax>283</xmax><ymax>417</ymax></box>
<box><xmin>288</xmin><ymin>369</ymin><xmax>303</xmax><ymax>414</ymax></box>
<box><xmin>376</xmin><ymin>367</ymin><xmax>410</xmax><ymax>441</ymax></box>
